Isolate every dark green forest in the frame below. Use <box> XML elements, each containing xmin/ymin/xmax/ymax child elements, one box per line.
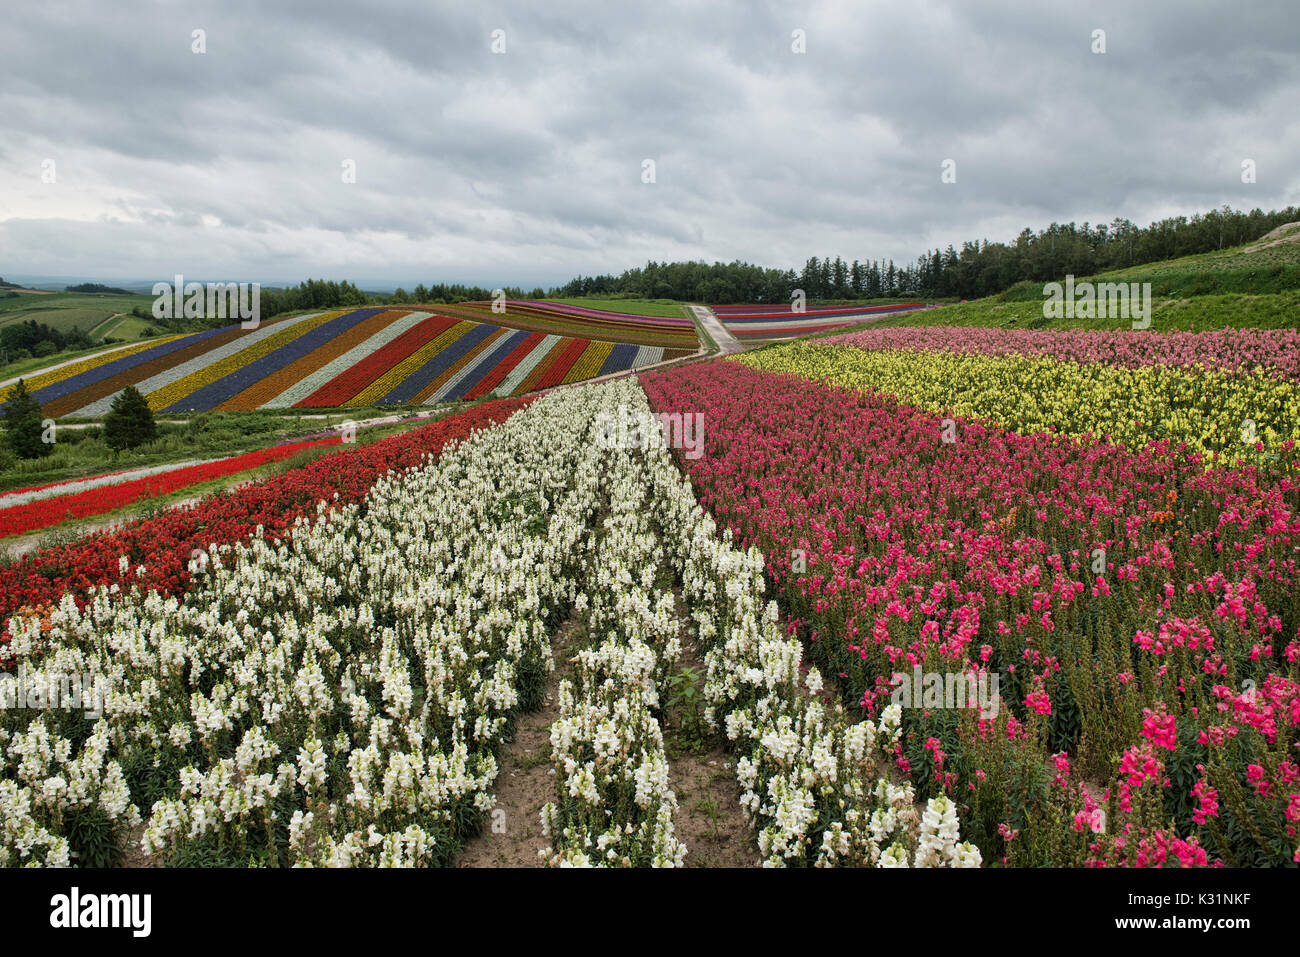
<box><xmin>552</xmin><ymin>205</ymin><xmax>1300</xmax><ymax>303</ymax></box>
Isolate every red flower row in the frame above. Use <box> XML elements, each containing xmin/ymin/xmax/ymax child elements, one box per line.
<box><xmin>0</xmin><ymin>397</ymin><xmax>526</xmax><ymax>646</ymax></box>
<box><xmin>2</xmin><ymin>466</ymin><xmax>142</xmax><ymax>499</ymax></box>
<box><xmin>0</xmin><ymin>438</ymin><xmax>340</xmax><ymax>540</ymax></box>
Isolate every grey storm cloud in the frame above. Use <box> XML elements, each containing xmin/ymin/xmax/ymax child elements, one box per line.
<box><xmin>0</xmin><ymin>0</ymin><xmax>1297</xmax><ymax>288</ymax></box>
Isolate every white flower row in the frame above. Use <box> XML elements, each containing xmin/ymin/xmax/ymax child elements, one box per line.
<box><xmin>536</xmin><ymin>381</ymin><xmax>685</xmax><ymax>866</ymax></box>
<box><xmin>1</xmin><ymin>382</ymin><xmax>600</xmax><ymax>866</ymax></box>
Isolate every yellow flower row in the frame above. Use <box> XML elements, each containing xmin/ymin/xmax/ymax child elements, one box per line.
<box><xmin>1</xmin><ymin>334</ymin><xmax>191</xmax><ymax>402</ymax></box>
<box><xmin>346</xmin><ymin>321</ymin><xmax>475</xmax><ymax>407</ymax></box>
<box><xmin>146</xmin><ymin>313</ymin><xmax>345</xmax><ymax>411</ymax></box>
<box><xmin>562</xmin><ymin>341</ymin><xmax>614</xmax><ymax>384</ymax></box>
<box><xmin>736</xmin><ymin>342</ymin><xmax>1300</xmax><ymax>468</ymax></box>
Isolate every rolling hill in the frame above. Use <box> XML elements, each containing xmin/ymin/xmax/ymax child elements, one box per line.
<box><xmin>2</xmin><ymin>305</ymin><xmax>697</xmax><ymax>416</ymax></box>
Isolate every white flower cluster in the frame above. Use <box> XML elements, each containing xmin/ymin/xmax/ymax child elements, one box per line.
<box><xmin>1</xmin><ymin>393</ymin><xmax>595</xmax><ymax>866</ymax></box>
<box><xmin>538</xmin><ymin>381</ymin><xmax>686</xmax><ymax>867</ymax></box>
<box><xmin>912</xmin><ymin>794</ymin><xmax>982</xmax><ymax>868</ymax></box>
<box><xmin>0</xmin><ymin>720</ymin><xmax>139</xmax><ymax>867</ymax></box>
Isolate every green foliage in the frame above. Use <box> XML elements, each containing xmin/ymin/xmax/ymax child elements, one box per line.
<box><xmin>0</xmin><ymin>317</ymin><xmax>93</xmax><ymax>357</ymax></box>
<box><xmin>65</xmin><ymin>283</ymin><xmax>134</xmax><ymax>295</ymax></box>
<box><xmin>2</xmin><ymin>378</ymin><xmax>52</xmax><ymax>459</ymax></box>
<box><xmin>256</xmin><ymin>278</ymin><xmax>370</xmax><ymax>321</ymax></box>
<box><xmin>102</xmin><ymin>385</ymin><xmax>157</xmax><ymax>452</ymax></box>
<box><xmin>64</xmin><ymin>806</ymin><xmax>127</xmax><ymax>868</ymax></box>
<box><xmin>665</xmin><ymin>666</ymin><xmax>704</xmax><ymax>747</ymax></box>
<box><xmin>398</xmin><ymin>280</ymin><xmax>525</xmax><ymax>305</ymax></box>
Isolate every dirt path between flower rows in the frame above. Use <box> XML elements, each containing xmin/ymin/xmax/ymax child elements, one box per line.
<box><xmin>688</xmin><ymin>304</ymin><xmax>743</xmax><ymax>355</ymax></box>
<box><xmin>456</xmin><ymin>596</ymin><xmax>757</xmax><ymax>868</ymax></box>
<box><xmin>663</xmin><ymin>591</ymin><xmax>759</xmax><ymax>867</ymax></box>
<box><xmin>457</xmin><ymin>609</ymin><xmax>585</xmax><ymax>867</ymax></box>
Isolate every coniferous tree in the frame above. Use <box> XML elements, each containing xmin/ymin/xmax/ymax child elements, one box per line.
<box><xmin>103</xmin><ymin>385</ymin><xmax>157</xmax><ymax>452</ymax></box>
<box><xmin>2</xmin><ymin>379</ymin><xmax>51</xmax><ymax>459</ymax></box>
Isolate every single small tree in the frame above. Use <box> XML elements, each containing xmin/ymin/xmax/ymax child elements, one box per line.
<box><xmin>3</xmin><ymin>379</ymin><xmax>52</xmax><ymax>459</ymax></box>
<box><xmin>103</xmin><ymin>385</ymin><xmax>157</xmax><ymax>452</ymax></box>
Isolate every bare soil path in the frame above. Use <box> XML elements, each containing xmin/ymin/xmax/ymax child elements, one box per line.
<box><xmin>688</xmin><ymin>303</ymin><xmax>743</xmax><ymax>355</ymax></box>
<box><xmin>458</xmin><ymin>610</ymin><xmax>584</xmax><ymax>867</ymax></box>
<box><xmin>664</xmin><ymin>592</ymin><xmax>758</xmax><ymax>867</ymax></box>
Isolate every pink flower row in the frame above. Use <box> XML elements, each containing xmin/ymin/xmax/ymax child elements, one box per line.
<box><xmin>821</xmin><ymin>325</ymin><xmax>1300</xmax><ymax>378</ymax></box>
<box><xmin>641</xmin><ymin>359</ymin><xmax>1300</xmax><ymax>866</ymax></box>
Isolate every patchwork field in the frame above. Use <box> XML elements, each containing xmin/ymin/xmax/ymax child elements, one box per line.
<box><xmin>711</xmin><ymin>301</ymin><xmax>927</xmax><ymax>338</ymax></box>
<box><xmin>437</xmin><ymin>299</ymin><xmax>699</xmax><ymax>349</ymax></box>
<box><xmin>2</xmin><ymin>306</ymin><xmax>694</xmax><ymax>416</ymax></box>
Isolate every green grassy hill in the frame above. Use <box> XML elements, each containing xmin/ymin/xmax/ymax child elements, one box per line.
<box><xmin>0</xmin><ymin>290</ymin><xmax>156</xmax><ymax>336</ymax></box>
<box><xmin>861</xmin><ymin>228</ymin><xmax>1300</xmax><ymax>333</ymax></box>
<box><xmin>543</xmin><ymin>296</ymin><xmax>689</xmax><ymax>318</ymax></box>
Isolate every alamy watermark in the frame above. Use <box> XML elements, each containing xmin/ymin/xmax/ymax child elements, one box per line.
<box><xmin>0</xmin><ymin>664</ymin><xmax>107</xmax><ymax>718</ymax></box>
<box><xmin>1043</xmin><ymin>275</ymin><xmax>1153</xmax><ymax>329</ymax></box>
<box><xmin>50</xmin><ymin>887</ymin><xmax>150</xmax><ymax>937</ymax></box>
<box><xmin>890</xmin><ymin>666</ymin><xmax>1001</xmax><ymax>719</ymax></box>
<box><xmin>152</xmin><ymin>274</ymin><xmax>260</xmax><ymax>329</ymax></box>
<box><xmin>595</xmin><ymin>405</ymin><xmax>704</xmax><ymax>460</ymax></box>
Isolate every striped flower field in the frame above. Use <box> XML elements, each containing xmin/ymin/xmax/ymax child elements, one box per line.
<box><xmin>737</xmin><ymin>328</ymin><xmax>1300</xmax><ymax>469</ymax></box>
<box><xmin>1</xmin><ymin>307</ymin><xmax>694</xmax><ymax>416</ymax></box>
<box><xmin>0</xmin><ymin>437</ymin><xmax>340</xmax><ymax>539</ymax></box>
<box><xmin>711</xmin><ymin>301</ymin><xmax>927</xmax><ymax>338</ymax></box>
<box><xmin>439</xmin><ymin>299</ymin><xmax>699</xmax><ymax>349</ymax></box>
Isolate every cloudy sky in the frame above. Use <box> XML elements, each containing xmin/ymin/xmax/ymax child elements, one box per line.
<box><xmin>1</xmin><ymin>0</ymin><xmax>1297</xmax><ymax>288</ymax></box>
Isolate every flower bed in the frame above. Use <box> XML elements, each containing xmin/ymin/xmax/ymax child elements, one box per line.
<box><xmin>2</xmin><ymin>397</ymin><xmax>556</xmax><ymax>866</ymax></box>
<box><xmin>822</xmin><ymin>325</ymin><xmax>1300</xmax><ymax>379</ymax></box>
<box><xmin>738</xmin><ymin>340</ymin><xmax>1300</xmax><ymax>470</ymax></box>
<box><xmin>643</xmin><ymin>359</ymin><xmax>1299</xmax><ymax>867</ymax></box>
<box><xmin>1</xmin><ymin>378</ymin><xmax>985</xmax><ymax>868</ymax></box>
<box><xmin>536</xmin><ymin>380</ymin><xmax>980</xmax><ymax>866</ymax></box>
<box><xmin>0</xmin><ymin>439</ymin><xmax>339</xmax><ymax>539</ymax></box>
<box><xmin>0</xmin><ymin>397</ymin><xmax>526</xmax><ymax>649</ymax></box>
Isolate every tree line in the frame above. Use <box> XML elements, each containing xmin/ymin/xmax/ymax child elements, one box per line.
<box><xmin>1</xmin><ymin>320</ymin><xmax>94</xmax><ymax>363</ymax></box>
<box><xmin>550</xmin><ymin>204</ymin><xmax>1300</xmax><ymax>303</ymax></box>
<box><xmin>66</xmin><ymin>283</ymin><xmax>134</xmax><ymax>295</ymax></box>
